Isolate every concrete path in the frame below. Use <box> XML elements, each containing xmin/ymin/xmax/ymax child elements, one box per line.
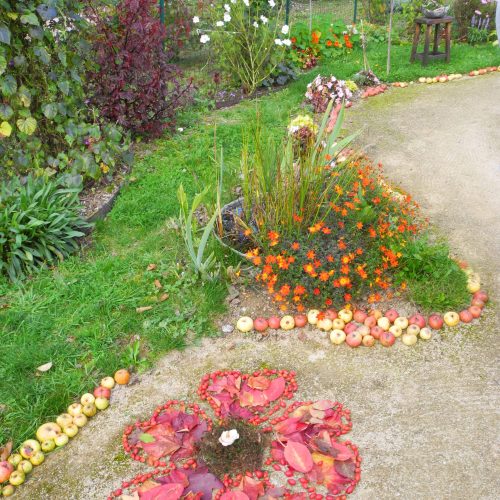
<box><xmin>17</xmin><ymin>76</ymin><xmax>500</xmax><ymax>500</ymax></box>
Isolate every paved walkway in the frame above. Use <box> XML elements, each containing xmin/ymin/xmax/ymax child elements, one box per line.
<box><xmin>18</xmin><ymin>75</ymin><xmax>500</xmax><ymax>500</ymax></box>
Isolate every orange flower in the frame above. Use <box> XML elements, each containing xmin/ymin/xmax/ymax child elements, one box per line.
<box><xmin>280</xmin><ymin>284</ymin><xmax>291</xmax><ymax>296</ymax></box>
<box><xmin>313</xmin><ymin>288</ymin><xmax>321</xmax><ymax>295</ymax></box>
<box><xmin>293</xmin><ymin>213</ymin><xmax>303</xmax><ymax>223</ymax></box>
<box><xmin>326</xmin><ymin>39</ymin><xmax>333</xmax><ymax>47</ymax></box>
<box><xmin>294</xmin><ymin>285</ymin><xmax>306</xmax><ymax>295</ymax></box>
<box><xmin>344</xmin><ymin>293</ymin><xmax>352</xmax><ymax>302</ymax></box>
<box><xmin>338</xmin><ymin>239</ymin><xmax>347</xmax><ymax>250</ymax></box>
<box><xmin>335</xmin><ymin>185</ymin><xmax>343</xmax><ymax>195</ymax></box>
<box><xmin>244</xmin><ymin>228</ymin><xmax>252</xmax><ymax>236</ymax></box>
<box><xmin>339</xmin><ymin>276</ymin><xmax>351</xmax><ymax>287</ymax></box>
<box><xmin>303</xmin><ymin>263</ymin><xmax>314</xmax><ymax>274</ymax></box>
<box><xmin>321</xmin><ymin>226</ymin><xmax>332</xmax><ymax>235</ymax></box>
<box><xmin>326</xmin><ymin>254</ymin><xmax>335</xmax><ymax>263</ymax></box>
<box><xmin>319</xmin><ymin>271</ymin><xmax>330</xmax><ymax>282</ymax></box>
<box><xmin>325</xmin><ymin>298</ymin><xmax>333</xmax><ymax>306</ymax></box>
<box><xmin>306</xmin><ymin>250</ymin><xmax>316</xmax><ymax>260</ymax></box>
<box><xmin>265</xmin><ymin>255</ymin><xmax>277</xmax><ymax>264</ymax></box>
<box><xmin>291</xmin><ymin>242</ymin><xmax>300</xmax><ymax>250</ymax></box>
<box><xmin>311</xmin><ymin>31</ymin><xmax>320</xmax><ymax>44</ymax></box>
<box><xmin>356</xmin><ymin>222</ymin><xmax>363</xmax><ymax>230</ymax></box>
<box><xmin>253</xmin><ymin>256</ymin><xmax>262</xmax><ymax>266</ymax></box>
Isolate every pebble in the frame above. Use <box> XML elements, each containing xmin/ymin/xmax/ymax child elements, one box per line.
<box><xmin>221</xmin><ymin>324</ymin><xmax>234</xmax><ymax>334</ymax></box>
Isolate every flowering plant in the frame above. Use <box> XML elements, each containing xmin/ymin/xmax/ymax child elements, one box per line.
<box><xmin>110</xmin><ymin>369</ymin><xmax>362</xmax><ymax>499</ymax></box>
<box><xmin>195</xmin><ymin>0</ymin><xmax>291</xmax><ymax>93</ymax></box>
<box><xmin>305</xmin><ymin>75</ymin><xmax>353</xmax><ymax>114</ymax></box>
<box><xmin>288</xmin><ymin>20</ymin><xmax>360</xmax><ymax>69</ymax></box>
<box><xmin>248</xmin><ymin>156</ymin><xmax>423</xmax><ymax>310</ymax></box>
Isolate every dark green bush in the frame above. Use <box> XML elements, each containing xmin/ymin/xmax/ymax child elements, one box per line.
<box><xmin>0</xmin><ymin>176</ymin><xmax>91</xmax><ymax>281</ymax></box>
<box><xmin>0</xmin><ymin>0</ymin><xmax>129</xmax><ymax>182</ymax></box>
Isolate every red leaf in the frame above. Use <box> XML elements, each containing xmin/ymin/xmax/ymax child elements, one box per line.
<box><xmin>247</xmin><ymin>375</ymin><xmax>271</xmax><ymax>390</ymax></box>
<box><xmin>263</xmin><ymin>377</ymin><xmax>285</xmax><ymax>401</ymax></box>
<box><xmin>284</xmin><ymin>441</ymin><xmax>314</xmax><ymax>473</ymax></box>
<box><xmin>140</xmin><ymin>482</ymin><xmax>184</xmax><ymax>500</ymax></box>
<box><xmin>220</xmin><ymin>493</ymin><xmax>249</xmax><ymax>500</ymax></box>
<box><xmin>239</xmin><ymin>388</ymin><xmax>268</xmax><ymax>407</ymax></box>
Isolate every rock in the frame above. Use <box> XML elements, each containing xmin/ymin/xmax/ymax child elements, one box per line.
<box><xmin>221</xmin><ymin>324</ymin><xmax>234</xmax><ymax>334</ymax></box>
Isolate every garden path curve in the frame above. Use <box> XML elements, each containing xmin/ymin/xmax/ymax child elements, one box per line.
<box><xmin>17</xmin><ymin>74</ymin><xmax>500</xmax><ymax>500</ymax></box>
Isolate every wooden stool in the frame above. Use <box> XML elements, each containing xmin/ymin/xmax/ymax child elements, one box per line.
<box><xmin>410</xmin><ymin>16</ymin><xmax>453</xmax><ymax>66</ymax></box>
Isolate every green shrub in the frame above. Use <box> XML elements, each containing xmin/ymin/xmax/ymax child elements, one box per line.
<box><xmin>396</xmin><ymin>236</ymin><xmax>470</xmax><ymax>311</ymax></box>
<box><xmin>452</xmin><ymin>0</ymin><xmax>496</xmax><ymax>40</ymax></box>
<box><xmin>0</xmin><ymin>176</ymin><xmax>91</xmax><ymax>281</ymax></box>
<box><xmin>0</xmin><ymin>0</ymin><xmax>129</xmax><ymax>182</ymax></box>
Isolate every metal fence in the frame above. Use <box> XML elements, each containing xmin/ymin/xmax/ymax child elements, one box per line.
<box><xmin>287</xmin><ymin>0</ymin><xmax>358</xmax><ymax>25</ymax></box>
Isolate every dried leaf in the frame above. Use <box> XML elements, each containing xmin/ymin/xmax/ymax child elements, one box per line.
<box><xmin>147</xmin><ymin>264</ymin><xmax>157</xmax><ymax>271</ymax></box>
<box><xmin>0</xmin><ymin>441</ymin><xmax>12</xmax><ymax>461</ymax></box>
<box><xmin>36</xmin><ymin>361</ymin><xmax>53</xmax><ymax>373</ymax></box>
<box><xmin>136</xmin><ymin>306</ymin><xmax>153</xmax><ymax>313</ymax></box>
<box><xmin>247</xmin><ymin>375</ymin><xmax>271</xmax><ymax>390</ymax></box>
<box><xmin>154</xmin><ymin>279</ymin><xmax>162</xmax><ymax>289</ymax></box>
<box><xmin>159</xmin><ymin>293</ymin><xmax>169</xmax><ymax>302</ymax></box>
<box><xmin>284</xmin><ymin>441</ymin><xmax>314</xmax><ymax>473</ymax></box>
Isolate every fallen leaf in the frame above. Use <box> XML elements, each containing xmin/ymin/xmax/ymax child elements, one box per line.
<box><xmin>36</xmin><ymin>361</ymin><xmax>53</xmax><ymax>373</ymax></box>
<box><xmin>147</xmin><ymin>264</ymin><xmax>157</xmax><ymax>271</ymax></box>
<box><xmin>154</xmin><ymin>279</ymin><xmax>162</xmax><ymax>289</ymax></box>
<box><xmin>159</xmin><ymin>293</ymin><xmax>169</xmax><ymax>302</ymax></box>
<box><xmin>136</xmin><ymin>306</ymin><xmax>153</xmax><ymax>313</ymax></box>
<box><xmin>0</xmin><ymin>441</ymin><xmax>12</xmax><ymax>461</ymax></box>
<box><xmin>284</xmin><ymin>441</ymin><xmax>314</xmax><ymax>473</ymax></box>
<box><xmin>140</xmin><ymin>482</ymin><xmax>184</xmax><ymax>500</ymax></box>
<box><xmin>138</xmin><ymin>433</ymin><xmax>155</xmax><ymax>443</ymax></box>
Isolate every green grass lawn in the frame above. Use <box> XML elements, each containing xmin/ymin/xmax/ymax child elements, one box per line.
<box><xmin>1</xmin><ymin>41</ymin><xmax>499</xmax><ymax>447</ymax></box>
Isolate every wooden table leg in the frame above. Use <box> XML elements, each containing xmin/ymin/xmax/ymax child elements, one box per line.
<box><xmin>445</xmin><ymin>22</ymin><xmax>451</xmax><ymax>62</ymax></box>
<box><xmin>433</xmin><ymin>24</ymin><xmax>440</xmax><ymax>54</ymax></box>
<box><xmin>423</xmin><ymin>25</ymin><xmax>432</xmax><ymax>66</ymax></box>
<box><xmin>410</xmin><ymin>23</ymin><xmax>421</xmax><ymax>62</ymax></box>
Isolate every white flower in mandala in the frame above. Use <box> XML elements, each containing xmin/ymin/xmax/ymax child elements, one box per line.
<box><xmin>260</xmin><ymin>15</ymin><xmax>268</xmax><ymax>24</ymax></box>
<box><xmin>216</xmin><ymin>20</ymin><xmax>224</xmax><ymax>26</ymax></box>
<box><xmin>281</xmin><ymin>24</ymin><xmax>289</xmax><ymax>34</ymax></box>
<box><xmin>219</xmin><ymin>429</ymin><xmax>240</xmax><ymax>447</ymax></box>
<box><xmin>224</xmin><ymin>12</ymin><xmax>231</xmax><ymax>22</ymax></box>
<box><xmin>269</xmin><ymin>0</ymin><xmax>276</xmax><ymax>7</ymax></box>
<box><xmin>274</xmin><ymin>38</ymin><xmax>283</xmax><ymax>46</ymax></box>
<box><xmin>192</xmin><ymin>16</ymin><xmax>200</xmax><ymax>24</ymax></box>
<box><xmin>200</xmin><ymin>34</ymin><xmax>210</xmax><ymax>43</ymax></box>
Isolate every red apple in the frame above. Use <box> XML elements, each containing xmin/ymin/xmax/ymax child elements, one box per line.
<box><xmin>473</xmin><ymin>290</ymin><xmax>488</xmax><ymax>303</ymax></box>
<box><xmin>94</xmin><ymin>386</ymin><xmax>111</xmax><ymax>399</ymax></box>
<box><xmin>428</xmin><ymin>314</ymin><xmax>444</xmax><ymax>330</ymax></box>
<box><xmin>253</xmin><ymin>317</ymin><xmax>269</xmax><ymax>332</ymax></box>
<box><xmin>324</xmin><ymin>309</ymin><xmax>338</xmax><ymax>320</ymax></box>
<box><xmin>346</xmin><ymin>331</ymin><xmax>362</xmax><ymax>348</ymax></box>
<box><xmin>379</xmin><ymin>331</ymin><xmax>396</xmax><ymax>347</ymax></box>
<box><xmin>459</xmin><ymin>310</ymin><xmax>473</xmax><ymax>323</ymax></box>
<box><xmin>344</xmin><ymin>322</ymin><xmax>358</xmax><ymax>334</ymax></box>
<box><xmin>471</xmin><ymin>298</ymin><xmax>485</xmax><ymax>308</ymax></box>
<box><xmin>268</xmin><ymin>316</ymin><xmax>281</xmax><ymax>329</ymax></box>
<box><xmin>384</xmin><ymin>309</ymin><xmax>399</xmax><ymax>323</ymax></box>
<box><xmin>370</xmin><ymin>326</ymin><xmax>384</xmax><ymax>340</ymax></box>
<box><xmin>468</xmin><ymin>306</ymin><xmax>482</xmax><ymax>319</ymax></box>
<box><xmin>0</xmin><ymin>461</ymin><xmax>14</xmax><ymax>483</ymax></box>
<box><xmin>294</xmin><ymin>314</ymin><xmax>307</xmax><ymax>328</ymax></box>
<box><xmin>364</xmin><ymin>315</ymin><xmax>377</xmax><ymax>328</ymax></box>
<box><xmin>409</xmin><ymin>314</ymin><xmax>426</xmax><ymax>329</ymax></box>
<box><xmin>353</xmin><ymin>309</ymin><xmax>367</xmax><ymax>323</ymax></box>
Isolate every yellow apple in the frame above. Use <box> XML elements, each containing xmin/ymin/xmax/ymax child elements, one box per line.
<box><xmin>56</xmin><ymin>413</ymin><xmax>73</xmax><ymax>428</ymax></box>
<box><xmin>236</xmin><ymin>316</ymin><xmax>253</xmax><ymax>333</ymax></box>
<box><xmin>402</xmin><ymin>333</ymin><xmax>418</xmax><ymax>346</ymax></box>
<box><xmin>83</xmin><ymin>403</ymin><xmax>97</xmax><ymax>418</ymax></box>
<box><xmin>317</xmin><ymin>317</ymin><xmax>333</xmax><ymax>332</ymax></box>
<box><xmin>95</xmin><ymin>397</ymin><xmax>110</xmax><ymax>410</ymax></box>
<box><xmin>29</xmin><ymin>451</ymin><xmax>44</xmax><ymax>466</ymax></box>
<box><xmin>443</xmin><ymin>311</ymin><xmax>460</xmax><ymax>327</ymax></box>
<box><xmin>17</xmin><ymin>460</ymin><xmax>32</xmax><ymax>474</ymax></box>
<box><xmin>54</xmin><ymin>434</ymin><xmax>69</xmax><ymax>447</ymax></box>
<box><xmin>389</xmin><ymin>325</ymin><xmax>402</xmax><ymax>337</ymax></box>
<box><xmin>332</xmin><ymin>318</ymin><xmax>345</xmax><ymax>330</ymax></box>
<box><xmin>80</xmin><ymin>393</ymin><xmax>95</xmax><ymax>405</ymax></box>
<box><xmin>40</xmin><ymin>439</ymin><xmax>55</xmax><ymax>453</ymax></box>
<box><xmin>19</xmin><ymin>440</ymin><xmax>41</xmax><ymax>459</ymax></box>
<box><xmin>280</xmin><ymin>315</ymin><xmax>295</xmax><ymax>330</ymax></box>
<box><xmin>8</xmin><ymin>470</ymin><xmax>25</xmax><ymax>486</ymax></box>
<box><xmin>407</xmin><ymin>324</ymin><xmax>420</xmax><ymax>336</ymax></box>
<box><xmin>419</xmin><ymin>327</ymin><xmax>432</xmax><ymax>340</ymax></box>
<box><xmin>338</xmin><ymin>309</ymin><xmax>353</xmax><ymax>323</ymax></box>
<box><xmin>7</xmin><ymin>454</ymin><xmax>22</xmax><ymax>468</ymax></box>
<box><xmin>68</xmin><ymin>403</ymin><xmax>83</xmax><ymax>417</ymax></box>
<box><xmin>394</xmin><ymin>317</ymin><xmax>409</xmax><ymax>330</ymax></box>
<box><xmin>330</xmin><ymin>329</ymin><xmax>346</xmax><ymax>345</ymax></box>
<box><xmin>377</xmin><ymin>317</ymin><xmax>390</xmax><ymax>331</ymax></box>
<box><xmin>100</xmin><ymin>376</ymin><xmax>115</xmax><ymax>389</ymax></box>
<box><xmin>36</xmin><ymin>422</ymin><xmax>61</xmax><ymax>442</ymax></box>
<box><xmin>1</xmin><ymin>484</ymin><xmax>15</xmax><ymax>496</ymax></box>
<box><xmin>73</xmin><ymin>414</ymin><xmax>88</xmax><ymax>428</ymax></box>
<box><xmin>307</xmin><ymin>309</ymin><xmax>320</xmax><ymax>325</ymax></box>
<box><xmin>63</xmin><ymin>424</ymin><xmax>79</xmax><ymax>438</ymax></box>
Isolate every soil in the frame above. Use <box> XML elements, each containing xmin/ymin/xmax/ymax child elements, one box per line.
<box><xmin>15</xmin><ymin>74</ymin><xmax>500</xmax><ymax>500</ymax></box>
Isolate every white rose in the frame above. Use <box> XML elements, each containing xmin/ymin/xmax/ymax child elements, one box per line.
<box><xmin>219</xmin><ymin>429</ymin><xmax>240</xmax><ymax>447</ymax></box>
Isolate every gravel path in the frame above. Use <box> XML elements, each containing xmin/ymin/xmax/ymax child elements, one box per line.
<box><xmin>17</xmin><ymin>75</ymin><xmax>500</xmax><ymax>500</ymax></box>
